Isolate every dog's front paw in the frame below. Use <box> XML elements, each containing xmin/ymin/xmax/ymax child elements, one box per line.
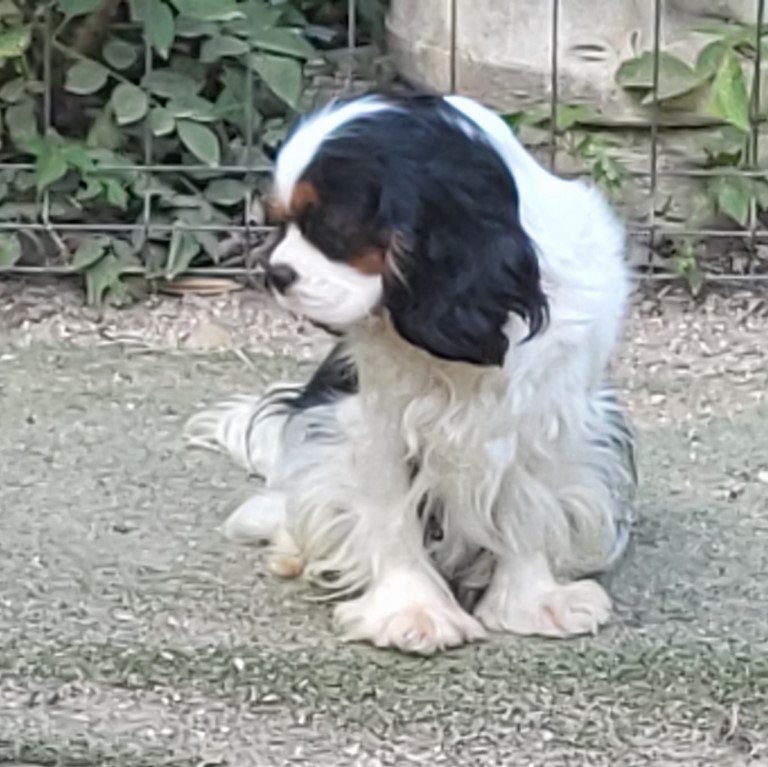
<box><xmin>334</xmin><ymin>570</ymin><xmax>486</xmax><ymax>655</ymax></box>
<box><xmin>475</xmin><ymin>578</ymin><xmax>611</xmax><ymax>638</ymax></box>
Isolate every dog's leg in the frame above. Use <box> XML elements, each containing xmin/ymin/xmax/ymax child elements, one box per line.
<box><xmin>184</xmin><ymin>342</ymin><xmax>357</xmax><ymax>570</ymax></box>
<box><xmin>331</xmin><ymin>425</ymin><xmax>486</xmax><ymax>655</ymax></box>
<box><xmin>473</xmin><ymin>399</ymin><xmax>635</xmax><ymax>637</ymax></box>
<box><xmin>473</xmin><ymin>551</ymin><xmax>611</xmax><ymax>637</ymax></box>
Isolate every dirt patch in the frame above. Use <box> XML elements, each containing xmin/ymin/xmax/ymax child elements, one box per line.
<box><xmin>1</xmin><ymin>284</ymin><xmax>767</xmax><ymax>765</ymax></box>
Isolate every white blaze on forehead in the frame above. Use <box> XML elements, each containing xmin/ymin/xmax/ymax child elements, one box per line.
<box><xmin>273</xmin><ymin>96</ymin><xmax>394</xmax><ymax>208</ymax></box>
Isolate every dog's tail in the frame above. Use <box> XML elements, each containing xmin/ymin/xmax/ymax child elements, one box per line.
<box><xmin>184</xmin><ymin>384</ymin><xmax>303</xmax><ymax>480</ymax></box>
<box><xmin>184</xmin><ymin>343</ymin><xmax>357</xmax><ymax>546</ymax></box>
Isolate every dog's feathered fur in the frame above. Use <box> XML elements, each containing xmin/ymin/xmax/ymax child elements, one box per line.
<box><xmin>185</xmin><ymin>92</ymin><xmax>636</xmax><ymax>654</ymax></box>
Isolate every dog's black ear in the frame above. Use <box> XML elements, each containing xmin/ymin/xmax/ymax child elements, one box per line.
<box><xmin>382</xmin><ymin>215</ymin><xmax>548</xmax><ymax>367</ymax></box>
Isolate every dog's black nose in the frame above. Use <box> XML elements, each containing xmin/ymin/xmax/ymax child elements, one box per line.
<box><xmin>266</xmin><ymin>264</ymin><xmax>298</xmax><ymax>294</ymax></box>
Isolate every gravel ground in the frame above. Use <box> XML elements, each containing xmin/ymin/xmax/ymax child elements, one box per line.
<box><xmin>1</xmin><ymin>278</ymin><xmax>767</xmax><ymax>766</ymax></box>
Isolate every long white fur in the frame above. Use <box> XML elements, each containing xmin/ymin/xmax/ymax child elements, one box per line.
<box><xmin>185</xmin><ymin>95</ymin><xmax>636</xmax><ymax>654</ymax></box>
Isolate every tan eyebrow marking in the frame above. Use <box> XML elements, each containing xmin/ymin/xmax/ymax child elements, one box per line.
<box><xmin>289</xmin><ymin>180</ymin><xmax>319</xmax><ymax>217</ymax></box>
<box><xmin>349</xmin><ymin>247</ymin><xmax>387</xmax><ymax>275</ymax></box>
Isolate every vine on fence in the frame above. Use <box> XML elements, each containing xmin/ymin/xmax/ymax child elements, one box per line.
<box><xmin>0</xmin><ymin>6</ymin><xmax>763</xmax><ymax>301</ymax></box>
<box><xmin>618</xmin><ymin>20</ymin><xmax>768</xmax><ymax>225</ymax></box>
<box><xmin>619</xmin><ymin>21</ymin><xmax>768</xmax><ymax>290</ymax></box>
<box><xmin>0</xmin><ymin>0</ymin><xmax>383</xmax><ymax>303</ymax></box>
<box><xmin>504</xmin><ymin>19</ymin><xmax>768</xmax><ymax>293</ymax></box>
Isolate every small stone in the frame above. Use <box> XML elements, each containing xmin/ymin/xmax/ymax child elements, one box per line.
<box><xmin>183</xmin><ymin>320</ymin><xmax>232</xmax><ymax>350</ymax></box>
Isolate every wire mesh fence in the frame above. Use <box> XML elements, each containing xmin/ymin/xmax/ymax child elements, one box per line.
<box><xmin>1</xmin><ymin>0</ymin><xmax>767</xmax><ymax>292</ymax></box>
<box><xmin>445</xmin><ymin>0</ymin><xmax>768</xmax><ymax>286</ymax></box>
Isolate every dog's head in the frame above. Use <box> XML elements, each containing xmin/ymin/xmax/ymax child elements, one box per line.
<box><xmin>264</xmin><ymin>92</ymin><xmax>548</xmax><ymax>366</ymax></box>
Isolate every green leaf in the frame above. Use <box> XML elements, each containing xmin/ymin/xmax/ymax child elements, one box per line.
<box><xmin>76</xmin><ymin>176</ymin><xmax>104</xmax><ymax>202</ymax></box>
<box><xmin>111</xmin><ymin>82</ymin><xmax>149</xmax><ymax>125</ymax></box>
<box><xmin>693</xmin><ymin>21</ymin><xmax>745</xmax><ymax>37</ymax></box>
<box><xmin>249</xmin><ymin>27</ymin><xmax>316</xmax><ymax>60</ymax></box>
<box><xmin>501</xmin><ymin>107</ymin><xmax>545</xmax><ymax>131</ymax></box>
<box><xmin>177</xmin><ymin>119</ymin><xmax>220</xmax><ymax>165</ymax></box>
<box><xmin>58</xmin><ymin>0</ymin><xmax>101</xmax><ymax>18</ymax></box>
<box><xmin>553</xmin><ymin>104</ymin><xmax>597</xmax><ymax>131</ymax></box>
<box><xmin>275</xmin><ymin>4</ymin><xmax>306</xmax><ymax>26</ymax></box>
<box><xmin>128</xmin><ymin>0</ymin><xmax>147</xmax><ymax>20</ymax></box>
<box><xmin>86</xmin><ymin>106</ymin><xmax>120</xmax><ymax>149</ymax></box>
<box><xmin>143</xmin><ymin>69</ymin><xmax>201</xmax><ymax>99</ymax></box>
<box><xmin>146</xmin><ymin>0</ymin><xmax>175</xmax><ymax>58</ymax></box>
<box><xmin>752</xmin><ymin>179</ymin><xmax>768</xmax><ymax>211</ymax></box>
<box><xmin>112</xmin><ymin>239</ymin><xmax>143</xmax><ymax>269</ymax></box>
<box><xmin>647</xmin><ymin>64</ymin><xmax>702</xmax><ymax>103</ymax></box>
<box><xmin>200</xmin><ymin>34</ymin><xmax>250</xmax><ymax>62</ymax></box>
<box><xmin>150</xmin><ymin>106</ymin><xmax>176</xmax><ymax>136</ymax></box>
<box><xmin>677</xmin><ymin>254</ymin><xmax>705</xmax><ymax>296</ymax></box>
<box><xmin>72</xmin><ymin>237</ymin><xmax>107</xmax><ymax>270</ymax></box>
<box><xmin>59</xmin><ymin>142</ymin><xmax>96</xmax><ymax>172</ymax></box>
<box><xmin>695</xmin><ymin>21</ymin><xmax>764</xmax><ymax>48</ymax></box>
<box><xmin>711</xmin><ymin>175</ymin><xmax>751</xmax><ymax>224</ymax></box>
<box><xmin>65</xmin><ymin>59</ymin><xmax>110</xmax><ymax>95</ymax></box>
<box><xmin>0</xmin><ymin>233</ymin><xmax>21</xmax><ymax>268</ymax></box>
<box><xmin>702</xmin><ymin>126</ymin><xmax>745</xmax><ymax>167</ymax></box>
<box><xmin>226</xmin><ymin>0</ymin><xmax>281</xmax><ymax>36</ymax></box>
<box><xmin>172</xmin><ymin>0</ymin><xmax>245</xmax><ymax>21</ymax></box>
<box><xmin>617</xmin><ymin>51</ymin><xmax>702</xmax><ymax>102</ymax></box>
<box><xmin>616</xmin><ymin>53</ymin><xmax>657</xmax><ymax>89</ymax></box>
<box><xmin>103</xmin><ymin>39</ymin><xmax>139</xmax><ymax>70</ymax></box>
<box><xmin>174</xmin><ymin>16</ymin><xmax>216</xmax><ymax>37</ymax></box>
<box><xmin>0</xmin><ymin>77</ymin><xmax>25</xmax><ymax>103</ymax></box>
<box><xmin>261</xmin><ymin>117</ymin><xmax>288</xmax><ymax>149</ymax></box>
<box><xmin>251</xmin><ymin>54</ymin><xmax>302</xmax><ymax>109</ymax></box>
<box><xmin>204</xmin><ymin>178</ymin><xmax>247</xmax><ymax>205</ymax></box>
<box><xmin>245</xmin><ymin>0</ymin><xmax>281</xmax><ymax>26</ymax></box>
<box><xmin>708</xmin><ymin>49</ymin><xmax>750</xmax><ymax>132</ymax></box>
<box><xmin>0</xmin><ymin>0</ymin><xmax>20</xmax><ymax>20</ymax></box>
<box><xmin>215</xmin><ymin>66</ymin><xmax>248</xmax><ymax>125</ymax></box>
<box><xmin>166</xmin><ymin>226</ymin><xmax>201</xmax><ymax>278</ymax></box>
<box><xmin>35</xmin><ymin>144</ymin><xmax>69</xmax><ymax>191</ymax></box>
<box><xmin>502</xmin><ymin>104</ymin><xmax>596</xmax><ymax>132</ymax></box>
<box><xmin>167</xmin><ymin>93</ymin><xmax>217</xmax><ymax>121</ymax></box>
<box><xmin>696</xmin><ymin>40</ymin><xmax>729</xmax><ymax>78</ymax></box>
<box><xmin>0</xmin><ymin>24</ymin><xmax>30</xmax><ymax>58</ymax></box>
<box><xmin>104</xmin><ymin>177</ymin><xmax>129</xmax><ymax>208</ymax></box>
<box><xmin>195</xmin><ymin>230</ymin><xmax>220</xmax><ymax>261</ymax></box>
<box><xmin>84</xmin><ymin>252</ymin><xmax>126</xmax><ymax>305</ymax></box>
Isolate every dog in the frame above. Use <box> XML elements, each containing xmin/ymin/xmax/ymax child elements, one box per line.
<box><xmin>185</xmin><ymin>91</ymin><xmax>637</xmax><ymax>655</ymax></box>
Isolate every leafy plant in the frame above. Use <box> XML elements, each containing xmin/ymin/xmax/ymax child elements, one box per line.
<box><xmin>616</xmin><ymin>21</ymin><xmax>762</xmax><ymax>123</ymax></box>
<box><xmin>0</xmin><ymin>0</ymin><xmax>379</xmax><ymax>303</ymax></box>
<box><xmin>616</xmin><ymin>20</ymin><xmax>768</xmax><ymax>289</ymax></box>
<box><xmin>672</xmin><ymin>238</ymin><xmax>706</xmax><ymax>297</ymax></box>
<box><xmin>502</xmin><ymin>103</ymin><xmax>631</xmax><ymax>199</ymax></box>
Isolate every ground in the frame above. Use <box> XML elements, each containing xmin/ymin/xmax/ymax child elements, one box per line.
<box><xmin>0</xmin><ymin>279</ymin><xmax>767</xmax><ymax>767</ymax></box>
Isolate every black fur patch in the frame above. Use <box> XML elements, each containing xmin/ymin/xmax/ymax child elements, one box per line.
<box><xmin>285</xmin><ymin>92</ymin><xmax>549</xmax><ymax>366</ymax></box>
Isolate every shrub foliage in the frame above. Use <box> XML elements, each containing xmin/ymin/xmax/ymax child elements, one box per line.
<box><xmin>0</xmin><ymin>0</ymin><xmax>375</xmax><ymax>302</ymax></box>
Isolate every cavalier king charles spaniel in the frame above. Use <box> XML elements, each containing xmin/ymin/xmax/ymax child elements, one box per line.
<box><xmin>185</xmin><ymin>90</ymin><xmax>637</xmax><ymax>655</ymax></box>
